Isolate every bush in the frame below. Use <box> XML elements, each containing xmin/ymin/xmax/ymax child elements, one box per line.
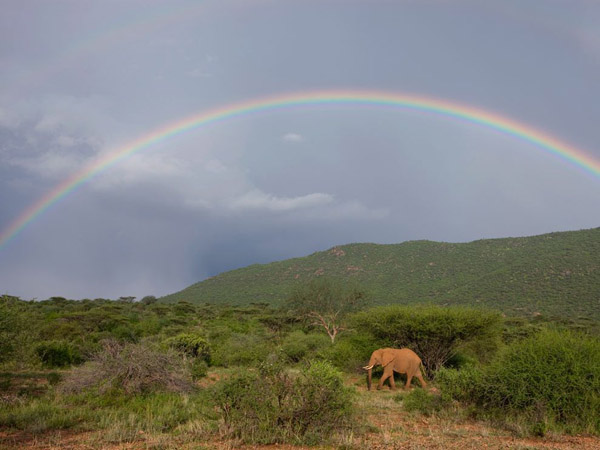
<box><xmin>281</xmin><ymin>331</ymin><xmax>330</xmax><ymax>363</ymax></box>
<box><xmin>319</xmin><ymin>332</ymin><xmax>378</xmax><ymax>372</ymax></box>
<box><xmin>211</xmin><ymin>333</ymin><xmax>274</xmax><ymax>367</ymax></box>
<box><xmin>59</xmin><ymin>340</ymin><xmax>194</xmax><ymax>395</ymax></box>
<box><xmin>111</xmin><ymin>325</ymin><xmax>140</xmax><ymax>343</ymax></box>
<box><xmin>214</xmin><ymin>360</ymin><xmax>354</xmax><ymax>444</ymax></box>
<box><xmin>402</xmin><ymin>388</ymin><xmax>442</xmax><ymax>416</ymax></box>
<box><xmin>435</xmin><ymin>365</ymin><xmax>483</xmax><ymax>404</ymax></box>
<box><xmin>35</xmin><ymin>341</ymin><xmax>83</xmax><ymax>368</ymax></box>
<box><xmin>0</xmin><ymin>296</ymin><xmax>27</xmax><ymax>363</ymax></box>
<box><xmin>189</xmin><ymin>359</ymin><xmax>209</xmax><ymax>380</ymax></box>
<box><xmin>439</xmin><ymin>329</ymin><xmax>600</xmax><ymax>435</ymax></box>
<box><xmin>164</xmin><ymin>333</ymin><xmax>211</xmax><ymax>363</ymax></box>
<box><xmin>351</xmin><ymin>305</ymin><xmax>502</xmax><ymax>375</ymax></box>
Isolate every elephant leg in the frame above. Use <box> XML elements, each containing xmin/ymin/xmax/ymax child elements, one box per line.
<box><xmin>378</xmin><ymin>366</ymin><xmax>394</xmax><ymax>390</ymax></box>
<box><xmin>405</xmin><ymin>373</ymin><xmax>413</xmax><ymax>389</ymax></box>
<box><xmin>389</xmin><ymin>371</ymin><xmax>397</xmax><ymax>390</ymax></box>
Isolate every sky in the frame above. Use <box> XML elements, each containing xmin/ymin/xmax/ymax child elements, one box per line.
<box><xmin>1</xmin><ymin>0</ymin><xmax>599</xmax><ymax>301</ymax></box>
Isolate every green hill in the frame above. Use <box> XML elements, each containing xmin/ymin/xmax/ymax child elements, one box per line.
<box><xmin>160</xmin><ymin>228</ymin><xmax>600</xmax><ymax>320</ymax></box>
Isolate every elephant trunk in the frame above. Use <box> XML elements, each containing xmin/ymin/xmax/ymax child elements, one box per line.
<box><xmin>364</xmin><ymin>353</ymin><xmax>378</xmax><ymax>391</ymax></box>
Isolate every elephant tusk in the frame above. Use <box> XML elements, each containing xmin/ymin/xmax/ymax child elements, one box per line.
<box><xmin>363</xmin><ymin>365</ymin><xmax>374</xmax><ymax>370</ymax></box>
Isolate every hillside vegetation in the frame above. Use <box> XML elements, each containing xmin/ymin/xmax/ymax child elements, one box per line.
<box><xmin>161</xmin><ymin>227</ymin><xmax>600</xmax><ymax>320</ymax></box>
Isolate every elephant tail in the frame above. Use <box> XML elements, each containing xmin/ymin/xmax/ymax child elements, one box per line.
<box><xmin>419</xmin><ymin>361</ymin><xmax>428</xmax><ymax>382</ymax></box>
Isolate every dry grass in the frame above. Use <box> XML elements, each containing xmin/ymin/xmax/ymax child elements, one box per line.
<box><xmin>58</xmin><ymin>340</ymin><xmax>194</xmax><ymax>396</ymax></box>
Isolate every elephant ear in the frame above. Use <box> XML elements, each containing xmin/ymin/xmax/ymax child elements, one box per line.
<box><xmin>381</xmin><ymin>350</ymin><xmax>395</xmax><ymax>367</ymax></box>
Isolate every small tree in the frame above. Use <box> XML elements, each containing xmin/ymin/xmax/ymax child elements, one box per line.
<box><xmin>165</xmin><ymin>332</ymin><xmax>211</xmax><ymax>362</ymax></box>
<box><xmin>286</xmin><ymin>278</ymin><xmax>367</xmax><ymax>343</ymax></box>
<box><xmin>140</xmin><ymin>295</ymin><xmax>157</xmax><ymax>305</ymax></box>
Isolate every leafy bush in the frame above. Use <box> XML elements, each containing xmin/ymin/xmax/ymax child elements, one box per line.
<box><xmin>189</xmin><ymin>359</ymin><xmax>209</xmax><ymax>380</ymax></box>
<box><xmin>214</xmin><ymin>360</ymin><xmax>354</xmax><ymax>444</ymax></box>
<box><xmin>59</xmin><ymin>340</ymin><xmax>194</xmax><ymax>395</ymax></box>
<box><xmin>0</xmin><ymin>299</ymin><xmax>19</xmax><ymax>362</ymax></box>
<box><xmin>35</xmin><ymin>341</ymin><xmax>83</xmax><ymax>368</ymax></box>
<box><xmin>211</xmin><ymin>333</ymin><xmax>274</xmax><ymax>367</ymax></box>
<box><xmin>318</xmin><ymin>332</ymin><xmax>378</xmax><ymax>372</ymax></box>
<box><xmin>164</xmin><ymin>333</ymin><xmax>211</xmax><ymax>362</ymax></box>
<box><xmin>111</xmin><ymin>325</ymin><xmax>140</xmax><ymax>343</ymax></box>
<box><xmin>351</xmin><ymin>305</ymin><xmax>502</xmax><ymax>375</ymax></box>
<box><xmin>401</xmin><ymin>388</ymin><xmax>442</xmax><ymax>416</ymax></box>
<box><xmin>140</xmin><ymin>295</ymin><xmax>157</xmax><ymax>305</ymax></box>
<box><xmin>439</xmin><ymin>329</ymin><xmax>600</xmax><ymax>435</ymax></box>
<box><xmin>281</xmin><ymin>331</ymin><xmax>330</xmax><ymax>363</ymax></box>
<box><xmin>434</xmin><ymin>365</ymin><xmax>483</xmax><ymax>404</ymax></box>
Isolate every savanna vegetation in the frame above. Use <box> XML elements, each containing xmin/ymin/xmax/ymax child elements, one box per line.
<box><xmin>1</xmin><ymin>270</ymin><xmax>600</xmax><ymax>448</ymax></box>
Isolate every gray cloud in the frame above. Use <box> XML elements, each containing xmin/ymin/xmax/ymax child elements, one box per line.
<box><xmin>228</xmin><ymin>190</ymin><xmax>333</xmax><ymax>212</ymax></box>
<box><xmin>282</xmin><ymin>132</ymin><xmax>304</xmax><ymax>143</ymax></box>
<box><xmin>0</xmin><ymin>0</ymin><xmax>599</xmax><ymax>301</ymax></box>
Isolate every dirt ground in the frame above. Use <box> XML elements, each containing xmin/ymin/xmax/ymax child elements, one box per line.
<box><xmin>3</xmin><ymin>406</ymin><xmax>598</xmax><ymax>449</ymax></box>
<box><xmin>2</xmin><ymin>423</ymin><xmax>599</xmax><ymax>450</ymax></box>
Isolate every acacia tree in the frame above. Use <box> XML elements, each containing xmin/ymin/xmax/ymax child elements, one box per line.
<box><xmin>286</xmin><ymin>278</ymin><xmax>367</xmax><ymax>343</ymax></box>
<box><xmin>351</xmin><ymin>305</ymin><xmax>503</xmax><ymax>376</ymax></box>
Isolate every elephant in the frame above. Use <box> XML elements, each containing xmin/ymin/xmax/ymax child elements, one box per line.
<box><xmin>363</xmin><ymin>348</ymin><xmax>427</xmax><ymax>390</ymax></box>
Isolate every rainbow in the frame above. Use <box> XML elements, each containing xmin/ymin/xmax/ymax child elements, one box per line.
<box><xmin>1</xmin><ymin>89</ymin><xmax>599</xmax><ymax>249</ymax></box>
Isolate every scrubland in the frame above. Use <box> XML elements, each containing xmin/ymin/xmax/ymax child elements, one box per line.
<box><xmin>1</xmin><ymin>293</ymin><xmax>599</xmax><ymax>449</ymax></box>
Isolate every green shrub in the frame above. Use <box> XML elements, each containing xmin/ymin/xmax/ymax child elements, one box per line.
<box><xmin>351</xmin><ymin>305</ymin><xmax>502</xmax><ymax>375</ymax></box>
<box><xmin>214</xmin><ymin>360</ymin><xmax>354</xmax><ymax>444</ymax></box>
<box><xmin>164</xmin><ymin>333</ymin><xmax>211</xmax><ymax>363</ymax></box>
<box><xmin>111</xmin><ymin>325</ymin><xmax>140</xmax><ymax>342</ymax></box>
<box><xmin>318</xmin><ymin>332</ymin><xmax>378</xmax><ymax>372</ymax></box>
<box><xmin>439</xmin><ymin>329</ymin><xmax>600</xmax><ymax>435</ymax></box>
<box><xmin>0</xmin><ymin>296</ymin><xmax>27</xmax><ymax>363</ymax></box>
<box><xmin>189</xmin><ymin>359</ymin><xmax>209</xmax><ymax>380</ymax></box>
<box><xmin>134</xmin><ymin>318</ymin><xmax>162</xmax><ymax>336</ymax></box>
<box><xmin>140</xmin><ymin>296</ymin><xmax>157</xmax><ymax>305</ymax></box>
<box><xmin>435</xmin><ymin>366</ymin><xmax>483</xmax><ymax>404</ymax></box>
<box><xmin>281</xmin><ymin>331</ymin><xmax>330</xmax><ymax>363</ymax></box>
<box><xmin>211</xmin><ymin>333</ymin><xmax>274</xmax><ymax>367</ymax></box>
<box><xmin>402</xmin><ymin>388</ymin><xmax>442</xmax><ymax>416</ymax></box>
<box><xmin>444</xmin><ymin>351</ymin><xmax>477</xmax><ymax>369</ymax></box>
<box><xmin>35</xmin><ymin>341</ymin><xmax>82</xmax><ymax>368</ymax></box>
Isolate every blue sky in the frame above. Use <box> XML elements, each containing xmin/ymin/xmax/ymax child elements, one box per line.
<box><xmin>1</xmin><ymin>0</ymin><xmax>599</xmax><ymax>300</ymax></box>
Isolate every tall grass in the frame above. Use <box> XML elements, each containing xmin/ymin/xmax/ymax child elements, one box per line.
<box><xmin>0</xmin><ymin>389</ymin><xmax>216</xmax><ymax>440</ymax></box>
